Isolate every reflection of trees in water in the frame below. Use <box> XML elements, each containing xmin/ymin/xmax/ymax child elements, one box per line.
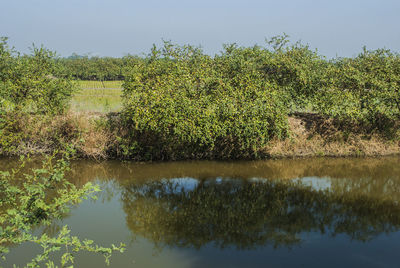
<box><xmin>1</xmin><ymin>157</ymin><xmax>400</xmax><ymax>250</ymax></box>
<box><xmin>330</xmin><ymin>175</ymin><xmax>400</xmax><ymax>201</ymax></box>
<box><xmin>121</xmin><ymin>178</ymin><xmax>400</xmax><ymax>250</ymax></box>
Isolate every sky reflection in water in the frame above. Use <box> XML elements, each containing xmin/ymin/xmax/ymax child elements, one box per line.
<box><xmin>1</xmin><ymin>157</ymin><xmax>400</xmax><ymax>268</ymax></box>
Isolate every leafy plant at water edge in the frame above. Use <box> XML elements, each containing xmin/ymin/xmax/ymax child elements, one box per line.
<box><xmin>0</xmin><ymin>155</ymin><xmax>125</xmax><ymax>267</ymax></box>
<box><xmin>121</xmin><ymin>41</ymin><xmax>289</xmax><ymax>160</ymax></box>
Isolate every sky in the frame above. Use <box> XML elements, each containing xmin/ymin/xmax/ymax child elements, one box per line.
<box><xmin>1</xmin><ymin>0</ymin><xmax>399</xmax><ymax>58</ymax></box>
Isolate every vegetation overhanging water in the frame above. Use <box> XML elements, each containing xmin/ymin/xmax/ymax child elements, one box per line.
<box><xmin>1</xmin><ymin>34</ymin><xmax>399</xmax><ymax>267</ymax></box>
<box><xmin>1</xmin><ymin>156</ymin><xmax>400</xmax><ymax>267</ymax></box>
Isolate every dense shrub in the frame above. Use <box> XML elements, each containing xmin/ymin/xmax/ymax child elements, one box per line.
<box><xmin>261</xmin><ymin>36</ymin><xmax>326</xmax><ymax>110</ymax></box>
<box><xmin>313</xmin><ymin>48</ymin><xmax>400</xmax><ymax>134</ymax></box>
<box><xmin>121</xmin><ymin>42</ymin><xmax>289</xmax><ymax>160</ymax></box>
<box><xmin>0</xmin><ymin>37</ymin><xmax>76</xmax><ymax>114</ymax></box>
<box><xmin>211</xmin><ymin>37</ymin><xmax>325</xmax><ymax>111</ymax></box>
<box><xmin>0</xmin><ymin>38</ymin><xmax>78</xmax><ymax>155</ymax></box>
<box><xmin>1</xmin><ymin>36</ymin><xmax>399</xmax><ymax>159</ymax></box>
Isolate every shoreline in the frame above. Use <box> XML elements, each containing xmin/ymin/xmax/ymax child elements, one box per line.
<box><xmin>1</xmin><ymin>112</ymin><xmax>399</xmax><ymax>160</ymax></box>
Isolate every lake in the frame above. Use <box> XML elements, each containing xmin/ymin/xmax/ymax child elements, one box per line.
<box><xmin>2</xmin><ymin>157</ymin><xmax>400</xmax><ymax>268</ymax></box>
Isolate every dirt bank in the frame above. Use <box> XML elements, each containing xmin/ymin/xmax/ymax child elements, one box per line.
<box><xmin>264</xmin><ymin>114</ymin><xmax>399</xmax><ymax>158</ymax></box>
<box><xmin>1</xmin><ymin>112</ymin><xmax>398</xmax><ymax>159</ymax></box>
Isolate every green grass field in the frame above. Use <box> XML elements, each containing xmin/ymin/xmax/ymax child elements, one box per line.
<box><xmin>70</xmin><ymin>81</ymin><xmax>123</xmax><ymax>112</ymax></box>
<box><xmin>77</xmin><ymin>80</ymin><xmax>123</xmax><ymax>89</ymax></box>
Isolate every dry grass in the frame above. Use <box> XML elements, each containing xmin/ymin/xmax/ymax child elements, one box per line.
<box><xmin>1</xmin><ymin>112</ymin><xmax>399</xmax><ymax>160</ymax></box>
<box><xmin>1</xmin><ymin>112</ymin><xmax>114</xmax><ymax>159</ymax></box>
<box><xmin>263</xmin><ymin>114</ymin><xmax>399</xmax><ymax>158</ymax></box>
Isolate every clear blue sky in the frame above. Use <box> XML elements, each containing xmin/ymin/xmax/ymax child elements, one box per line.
<box><xmin>1</xmin><ymin>0</ymin><xmax>399</xmax><ymax>58</ymax></box>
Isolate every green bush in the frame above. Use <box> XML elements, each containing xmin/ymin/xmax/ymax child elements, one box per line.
<box><xmin>0</xmin><ymin>155</ymin><xmax>125</xmax><ymax>266</ymax></box>
<box><xmin>313</xmin><ymin>48</ymin><xmax>400</xmax><ymax>133</ymax></box>
<box><xmin>1</xmin><ymin>36</ymin><xmax>399</xmax><ymax>159</ymax></box>
<box><xmin>121</xmin><ymin>42</ymin><xmax>289</xmax><ymax>160</ymax></box>
<box><xmin>262</xmin><ymin>36</ymin><xmax>326</xmax><ymax>110</ymax></box>
<box><xmin>214</xmin><ymin>36</ymin><xmax>326</xmax><ymax>111</ymax></box>
<box><xmin>0</xmin><ymin>37</ymin><xmax>77</xmax><ymax>114</ymax></box>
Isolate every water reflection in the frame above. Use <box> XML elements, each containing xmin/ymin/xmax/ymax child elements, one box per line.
<box><xmin>1</xmin><ymin>156</ymin><xmax>400</xmax><ymax>257</ymax></box>
<box><xmin>120</xmin><ymin>176</ymin><xmax>400</xmax><ymax>250</ymax></box>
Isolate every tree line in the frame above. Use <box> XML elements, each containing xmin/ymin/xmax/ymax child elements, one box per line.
<box><xmin>55</xmin><ymin>54</ymin><xmax>143</xmax><ymax>81</ymax></box>
<box><xmin>1</xmin><ymin>36</ymin><xmax>399</xmax><ymax>160</ymax></box>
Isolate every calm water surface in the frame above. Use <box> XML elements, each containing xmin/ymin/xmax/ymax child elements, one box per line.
<box><xmin>2</xmin><ymin>157</ymin><xmax>400</xmax><ymax>268</ymax></box>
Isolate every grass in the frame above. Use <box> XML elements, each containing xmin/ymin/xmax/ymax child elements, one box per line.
<box><xmin>2</xmin><ymin>112</ymin><xmax>398</xmax><ymax>160</ymax></box>
<box><xmin>70</xmin><ymin>81</ymin><xmax>123</xmax><ymax>113</ymax></box>
<box><xmin>77</xmin><ymin>80</ymin><xmax>123</xmax><ymax>89</ymax></box>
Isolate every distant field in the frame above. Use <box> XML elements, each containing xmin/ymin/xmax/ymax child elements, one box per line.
<box><xmin>70</xmin><ymin>80</ymin><xmax>123</xmax><ymax>112</ymax></box>
<box><xmin>77</xmin><ymin>80</ymin><xmax>123</xmax><ymax>89</ymax></box>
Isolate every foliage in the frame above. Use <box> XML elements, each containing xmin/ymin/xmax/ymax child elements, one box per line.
<box><xmin>0</xmin><ymin>112</ymin><xmax>25</xmax><ymax>155</ymax></box>
<box><xmin>263</xmin><ymin>37</ymin><xmax>327</xmax><ymax>110</ymax></box>
<box><xmin>0</xmin><ymin>37</ymin><xmax>77</xmax><ymax>114</ymax></box>
<box><xmin>119</xmin><ymin>38</ymin><xmax>400</xmax><ymax>160</ymax></box>
<box><xmin>56</xmin><ymin>55</ymin><xmax>143</xmax><ymax>81</ymax></box>
<box><xmin>0</xmin><ymin>155</ymin><xmax>125</xmax><ymax>267</ymax></box>
<box><xmin>121</xmin><ymin>41</ymin><xmax>289</xmax><ymax>160</ymax></box>
<box><xmin>313</xmin><ymin>48</ymin><xmax>400</xmax><ymax>133</ymax></box>
<box><xmin>1</xmin><ymin>35</ymin><xmax>399</xmax><ymax>160</ymax></box>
